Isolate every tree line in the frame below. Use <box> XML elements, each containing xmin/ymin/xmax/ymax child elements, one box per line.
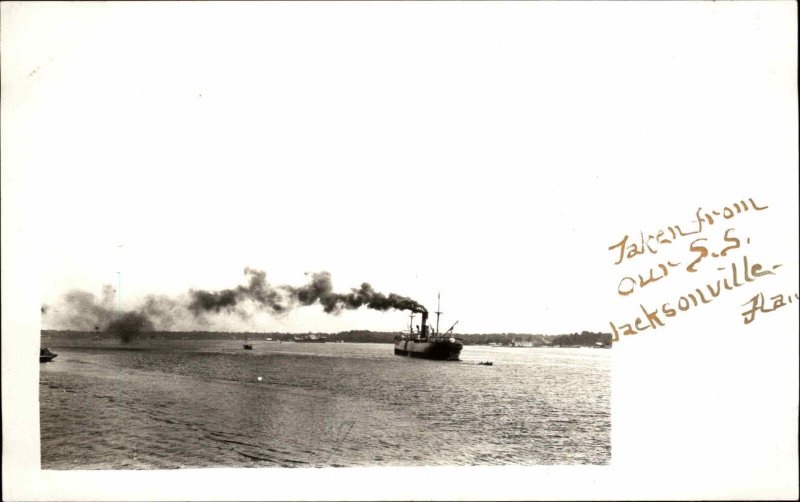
<box><xmin>41</xmin><ymin>329</ymin><xmax>611</xmax><ymax>347</ymax></box>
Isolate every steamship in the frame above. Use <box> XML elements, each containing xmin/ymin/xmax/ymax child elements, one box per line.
<box><xmin>394</xmin><ymin>296</ymin><xmax>463</xmax><ymax>361</ymax></box>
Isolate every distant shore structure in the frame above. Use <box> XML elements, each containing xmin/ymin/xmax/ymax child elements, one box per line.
<box><xmin>294</xmin><ymin>334</ymin><xmax>327</xmax><ymax>343</ymax></box>
<box><xmin>510</xmin><ymin>336</ymin><xmax>533</xmax><ymax>347</ymax></box>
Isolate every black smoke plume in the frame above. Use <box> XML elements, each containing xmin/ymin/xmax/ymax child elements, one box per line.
<box><xmin>106</xmin><ymin>312</ymin><xmax>155</xmax><ymax>343</ymax></box>
<box><xmin>188</xmin><ymin>268</ymin><xmax>289</xmax><ymax>316</ymax></box>
<box><xmin>289</xmin><ymin>272</ymin><xmax>427</xmax><ymax>314</ymax></box>
<box><xmin>189</xmin><ymin>269</ymin><xmax>426</xmax><ymax>316</ymax></box>
<box><xmin>42</xmin><ymin>286</ymin><xmax>160</xmax><ymax>343</ymax></box>
<box><xmin>46</xmin><ymin>269</ymin><xmax>426</xmax><ymax>337</ymax></box>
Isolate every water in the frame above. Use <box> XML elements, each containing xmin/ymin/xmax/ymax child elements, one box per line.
<box><xmin>40</xmin><ymin>339</ymin><xmax>610</xmax><ymax>469</ymax></box>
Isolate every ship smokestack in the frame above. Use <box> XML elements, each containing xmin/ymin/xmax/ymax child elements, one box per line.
<box><xmin>421</xmin><ymin>311</ymin><xmax>429</xmax><ymax>337</ymax></box>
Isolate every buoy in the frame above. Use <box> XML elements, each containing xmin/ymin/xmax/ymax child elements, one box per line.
<box><xmin>257</xmin><ymin>376</ymin><xmax>263</xmax><ymax>382</ymax></box>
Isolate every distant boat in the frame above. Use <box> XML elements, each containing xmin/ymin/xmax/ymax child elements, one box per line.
<box><xmin>243</xmin><ymin>334</ymin><xmax>253</xmax><ymax>350</ymax></box>
<box><xmin>40</xmin><ymin>348</ymin><xmax>57</xmax><ymax>363</ymax></box>
<box><xmin>478</xmin><ymin>361</ymin><xmax>493</xmax><ymax>366</ymax></box>
<box><xmin>294</xmin><ymin>334</ymin><xmax>327</xmax><ymax>343</ymax></box>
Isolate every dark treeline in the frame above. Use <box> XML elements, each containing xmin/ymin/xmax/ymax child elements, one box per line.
<box><xmin>41</xmin><ymin>330</ymin><xmax>611</xmax><ymax>347</ymax></box>
<box><xmin>457</xmin><ymin>331</ymin><xmax>611</xmax><ymax>347</ymax></box>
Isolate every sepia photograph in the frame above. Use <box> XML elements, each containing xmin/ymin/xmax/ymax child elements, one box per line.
<box><xmin>39</xmin><ymin>280</ymin><xmax>611</xmax><ymax>469</ymax></box>
<box><xmin>2</xmin><ymin>1</ymin><xmax>797</xmax><ymax>500</ymax></box>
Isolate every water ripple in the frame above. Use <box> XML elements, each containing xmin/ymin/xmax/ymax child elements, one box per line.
<box><xmin>40</xmin><ymin>340</ymin><xmax>610</xmax><ymax>468</ymax></box>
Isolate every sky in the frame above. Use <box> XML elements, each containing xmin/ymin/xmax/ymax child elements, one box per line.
<box><xmin>3</xmin><ymin>1</ymin><xmax>798</xmax><ymax>334</ymax></box>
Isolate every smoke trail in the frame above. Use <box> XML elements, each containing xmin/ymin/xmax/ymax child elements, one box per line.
<box><xmin>46</xmin><ymin>269</ymin><xmax>426</xmax><ymax>337</ymax></box>
<box><xmin>140</xmin><ymin>294</ymin><xmax>187</xmax><ymax>330</ymax></box>
<box><xmin>289</xmin><ymin>272</ymin><xmax>427</xmax><ymax>314</ymax></box>
<box><xmin>190</xmin><ymin>269</ymin><xmax>426</xmax><ymax>316</ymax></box>
<box><xmin>106</xmin><ymin>311</ymin><xmax>155</xmax><ymax>343</ymax></box>
<box><xmin>57</xmin><ymin>289</ymin><xmax>117</xmax><ymax>329</ymax></box>
<box><xmin>188</xmin><ymin>268</ymin><xmax>290</xmax><ymax>316</ymax></box>
<box><xmin>43</xmin><ymin>286</ymin><xmax>157</xmax><ymax>343</ymax></box>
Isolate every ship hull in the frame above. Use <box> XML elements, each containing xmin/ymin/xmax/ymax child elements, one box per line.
<box><xmin>40</xmin><ymin>348</ymin><xmax>58</xmax><ymax>363</ymax></box>
<box><xmin>394</xmin><ymin>339</ymin><xmax>462</xmax><ymax>361</ymax></box>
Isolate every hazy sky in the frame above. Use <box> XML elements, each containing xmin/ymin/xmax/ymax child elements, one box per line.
<box><xmin>4</xmin><ymin>2</ymin><xmax>797</xmax><ymax>334</ymax></box>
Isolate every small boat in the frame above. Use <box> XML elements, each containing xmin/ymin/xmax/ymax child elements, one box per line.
<box><xmin>40</xmin><ymin>348</ymin><xmax>58</xmax><ymax>363</ymax></box>
<box><xmin>478</xmin><ymin>361</ymin><xmax>493</xmax><ymax>366</ymax></box>
<box><xmin>243</xmin><ymin>334</ymin><xmax>253</xmax><ymax>350</ymax></box>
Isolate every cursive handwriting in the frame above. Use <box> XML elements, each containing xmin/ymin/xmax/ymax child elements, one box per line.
<box><xmin>609</xmin><ymin>198</ymin><xmax>768</xmax><ymax>266</ymax></box>
<box><xmin>741</xmin><ymin>291</ymin><xmax>799</xmax><ymax>324</ymax></box>
<box><xmin>610</xmin><ymin>255</ymin><xmax>781</xmax><ymax>341</ymax></box>
<box><xmin>617</xmin><ymin>261</ymin><xmax>681</xmax><ymax>296</ymax></box>
<box><xmin>686</xmin><ymin>228</ymin><xmax>744</xmax><ymax>273</ymax></box>
<box><xmin>616</xmin><ymin>228</ymin><xmax>747</xmax><ymax>297</ymax></box>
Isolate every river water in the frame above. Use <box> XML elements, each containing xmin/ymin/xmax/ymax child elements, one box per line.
<box><xmin>40</xmin><ymin>339</ymin><xmax>610</xmax><ymax>469</ymax></box>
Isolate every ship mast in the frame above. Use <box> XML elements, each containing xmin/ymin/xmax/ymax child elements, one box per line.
<box><xmin>408</xmin><ymin>312</ymin><xmax>415</xmax><ymax>336</ymax></box>
<box><xmin>435</xmin><ymin>293</ymin><xmax>442</xmax><ymax>336</ymax></box>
